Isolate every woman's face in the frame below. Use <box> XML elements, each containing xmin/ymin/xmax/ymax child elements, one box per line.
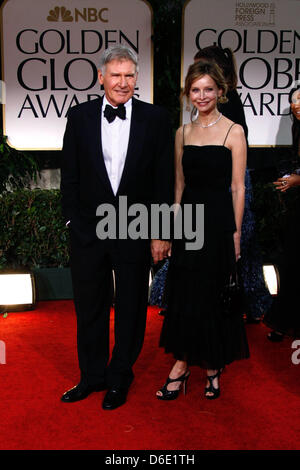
<box><xmin>291</xmin><ymin>89</ymin><xmax>300</xmax><ymax>104</ymax></box>
<box><xmin>291</xmin><ymin>89</ymin><xmax>300</xmax><ymax>121</ymax></box>
<box><xmin>189</xmin><ymin>74</ymin><xmax>222</xmax><ymax>114</ymax></box>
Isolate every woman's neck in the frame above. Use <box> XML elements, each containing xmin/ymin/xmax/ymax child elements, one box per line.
<box><xmin>195</xmin><ymin>109</ymin><xmax>222</xmax><ymax>128</ymax></box>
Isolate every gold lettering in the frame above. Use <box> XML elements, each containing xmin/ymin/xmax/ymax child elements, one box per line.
<box><xmin>99</xmin><ymin>8</ymin><xmax>108</xmax><ymax>23</ymax></box>
<box><xmin>88</xmin><ymin>8</ymin><xmax>98</xmax><ymax>22</ymax></box>
<box><xmin>75</xmin><ymin>8</ymin><xmax>87</xmax><ymax>22</ymax></box>
<box><xmin>74</xmin><ymin>8</ymin><xmax>109</xmax><ymax>22</ymax></box>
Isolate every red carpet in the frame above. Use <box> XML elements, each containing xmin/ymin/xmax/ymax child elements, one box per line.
<box><xmin>0</xmin><ymin>300</ymin><xmax>299</xmax><ymax>451</ymax></box>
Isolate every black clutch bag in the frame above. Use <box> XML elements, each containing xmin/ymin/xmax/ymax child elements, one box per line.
<box><xmin>220</xmin><ymin>264</ymin><xmax>244</xmax><ymax>318</ymax></box>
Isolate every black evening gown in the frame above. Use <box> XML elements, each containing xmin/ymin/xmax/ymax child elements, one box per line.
<box><xmin>160</xmin><ymin>142</ymin><xmax>250</xmax><ymax>369</ymax></box>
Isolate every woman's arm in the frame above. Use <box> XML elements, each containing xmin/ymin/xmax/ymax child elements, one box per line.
<box><xmin>174</xmin><ymin>126</ymin><xmax>185</xmax><ymax>205</ymax></box>
<box><xmin>228</xmin><ymin>124</ymin><xmax>247</xmax><ymax>260</ymax></box>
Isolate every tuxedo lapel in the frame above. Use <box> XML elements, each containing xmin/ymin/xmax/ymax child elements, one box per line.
<box><xmin>86</xmin><ymin>97</ymin><xmax>115</xmax><ymax>197</ymax></box>
<box><xmin>117</xmin><ymin>98</ymin><xmax>146</xmax><ymax>195</ymax></box>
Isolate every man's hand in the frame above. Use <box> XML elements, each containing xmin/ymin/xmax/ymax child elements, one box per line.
<box><xmin>151</xmin><ymin>240</ymin><xmax>171</xmax><ymax>264</ymax></box>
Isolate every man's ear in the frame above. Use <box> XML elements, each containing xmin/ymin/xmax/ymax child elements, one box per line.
<box><xmin>98</xmin><ymin>69</ymin><xmax>104</xmax><ymax>85</ymax></box>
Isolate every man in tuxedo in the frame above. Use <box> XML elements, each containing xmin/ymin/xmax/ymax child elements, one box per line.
<box><xmin>60</xmin><ymin>44</ymin><xmax>173</xmax><ymax>410</ymax></box>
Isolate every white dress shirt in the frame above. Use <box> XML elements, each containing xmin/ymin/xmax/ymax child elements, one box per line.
<box><xmin>101</xmin><ymin>96</ymin><xmax>132</xmax><ymax>195</ymax></box>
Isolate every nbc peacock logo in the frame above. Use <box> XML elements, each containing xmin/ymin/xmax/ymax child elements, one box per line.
<box><xmin>47</xmin><ymin>6</ymin><xmax>108</xmax><ymax>22</ymax></box>
<box><xmin>47</xmin><ymin>6</ymin><xmax>73</xmax><ymax>22</ymax></box>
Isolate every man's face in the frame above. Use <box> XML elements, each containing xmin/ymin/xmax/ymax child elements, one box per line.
<box><xmin>98</xmin><ymin>59</ymin><xmax>137</xmax><ymax>107</ymax></box>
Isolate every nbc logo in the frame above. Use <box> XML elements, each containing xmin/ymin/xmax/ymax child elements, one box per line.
<box><xmin>47</xmin><ymin>6</ymin><xmax>108</xmax><ymax>22</ymax></box>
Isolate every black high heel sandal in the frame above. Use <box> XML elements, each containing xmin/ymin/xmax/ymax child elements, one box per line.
<box><xmin>205</xmin><ymin>371</ymin><xmax>221</xmax><ymax>400</ymax></box>
<box><xmin>156</xmin><ymin>370</ymin><xmax>190</xmax><ymax>401</ymax></box>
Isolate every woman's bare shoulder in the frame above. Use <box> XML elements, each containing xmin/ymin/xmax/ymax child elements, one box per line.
<box><xmin>222</xmin><ymin>117</ymin><xmax>245</xmax><ymax>137</ymax></box>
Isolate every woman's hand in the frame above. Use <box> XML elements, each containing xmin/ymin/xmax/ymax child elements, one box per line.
<box><xmin>233</xmin><ymin>231</ymin><xmax>241</xmax><ymax>262</ymax></box>
<box><xmin>273</xmin><ymin>174</ymin><xmax>300</xmax><ymax>192</ymax></box>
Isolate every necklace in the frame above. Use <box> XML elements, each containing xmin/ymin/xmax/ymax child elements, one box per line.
<box><xmin>193</xmin><ymin>113</ymin><xmax>222</xmax><ymax>128</ymax></box>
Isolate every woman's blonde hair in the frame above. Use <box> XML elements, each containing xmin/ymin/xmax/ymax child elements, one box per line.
<box><xmin>182</xmin><ymin>60</ymin><xmax>228</xmax><ymax>119</ymax></box>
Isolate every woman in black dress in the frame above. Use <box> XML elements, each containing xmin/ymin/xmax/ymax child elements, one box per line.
<box><xmin>264</xmin><ymin>85</ymin><xmax>300</xmax><ymax>341</ymax></box>
<box><xmin>194</xmin><ymin>46</ymin><xmax>272</xmax><ymax>323</ymax></box>
<box><xmin>156</xmin><ymin>61</ymin><xmax>249</xmax><ymax>401</ymax></box>
<box><xmin>150</xmin><ymin>46</ymin><xmax>272</xmax><ymax>322</ymax></box>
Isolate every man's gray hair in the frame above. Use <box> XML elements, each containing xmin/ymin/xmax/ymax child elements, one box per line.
<box><xmin>99</xmin><ymin>44</ymin><xmax>139</xmax><ymax>74</ymax></box>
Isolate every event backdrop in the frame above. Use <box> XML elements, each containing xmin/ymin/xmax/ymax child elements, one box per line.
<box><xmin>1</xmin><ymin>0</ymin><xmax>152</xmax><ymax>150</ymax></box>
<box><xmin>182</xmin><ymin>0</ymin><xmax>300</xmax><ymax>146</ymax></box>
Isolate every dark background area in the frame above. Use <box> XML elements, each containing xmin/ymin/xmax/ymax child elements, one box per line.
<box><xmin>0</xmin><ymin>0</ymin><xmax>294</xmax><ymax>176</ymax></box>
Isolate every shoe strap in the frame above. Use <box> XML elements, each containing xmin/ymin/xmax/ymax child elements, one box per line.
<box><xmin>207</xmin><ymin>371</ymin><xmax>220</xmax><ymax>381</ymax></box>
<box><xmin>166</xmin><ymin>370</ymin><xmax>190</xmax><ymax>385</ymax></box>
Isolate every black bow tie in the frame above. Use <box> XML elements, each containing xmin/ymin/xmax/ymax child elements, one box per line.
<box><xmin>104</xmin><ymin>104</ymin><xmax>126</xmax><ymax>123</ymax></box>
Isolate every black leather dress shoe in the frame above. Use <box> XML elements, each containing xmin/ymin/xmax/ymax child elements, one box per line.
<box><xmin>61</xmin><ymin>382</ymin><xmax>106</xmax><ymax>403</ymax></box>
<box><xmin>102</xmin><ymin>388</ymin><xmax>128</xmax><ymax>410</ymax></box>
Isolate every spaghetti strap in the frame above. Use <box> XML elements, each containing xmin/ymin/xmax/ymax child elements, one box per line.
<box><xmin>223</xmin><ymin>123</ymin><xmax>236</xmax><ymax>146</ymax></box>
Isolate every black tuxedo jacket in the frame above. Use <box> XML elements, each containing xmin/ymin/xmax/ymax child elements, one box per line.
<box><xmin>61</xmin><ymin>96</ymin><xmax>174</xmax><ymax>262</ymax></box>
